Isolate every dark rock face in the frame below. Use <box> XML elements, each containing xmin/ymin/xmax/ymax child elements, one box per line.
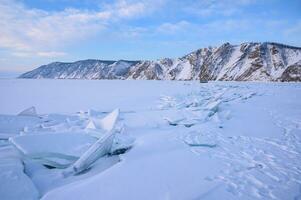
<box><xmin>19</xmin><ymin>42</ymin><xmax>301</xmax><ymax>81</ymax></box>
<box><xmin>199</xmin><ymin>43</ymin><xmax>233</xmax><ymax>81</ymax></box>
<box><xmin>279</xmin><ymin>62</ymin><xmax>301</xmax><ymax>82</ymax></box>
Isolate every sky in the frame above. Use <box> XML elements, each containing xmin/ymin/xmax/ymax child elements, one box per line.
<box><xmin>0</xmin><ymin>0</ymin><xmax>301</xmax><ymax>73</ymax></box>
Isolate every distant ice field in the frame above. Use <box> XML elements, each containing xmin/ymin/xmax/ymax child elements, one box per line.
<box><xmin>0</xmin><ymin>79</ymin><xmax>299</xmax><ymax>114</ymax></box>
<box><xmin>0</xmin><ymin>79</ymin><xmax>201</xmax><ymax>114</ymax></box>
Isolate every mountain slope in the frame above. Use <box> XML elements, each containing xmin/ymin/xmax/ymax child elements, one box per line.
<box><xmin>19</xmin><ymin>60</ymin><xmax>140</xmax><ymax>79</ymax></box>
<box><xmin>197</xmin><ymin>42</ymin><xmax>301</xmax><ymax>81</ymax></box>
<box><xmin>19</xmin><ymin>42</ymin><xmax>301</xmax><ymax>81</ymax></box>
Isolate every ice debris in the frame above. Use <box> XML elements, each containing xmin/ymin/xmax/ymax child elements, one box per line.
<box><xmin>18</xmin><ymin>106</ymin><xmax>38</xmax><ymax>117</ymax></box>
<box><xmin>8</xmin><ymin>108</ymin><xmax>127</xmax><ymax>176</ymax></box>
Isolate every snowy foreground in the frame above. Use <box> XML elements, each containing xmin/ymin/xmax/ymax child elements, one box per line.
<box><xmin>0</xmin><ymin>79</ymin><xmax>301</xmax><ymax>200</ymax></box>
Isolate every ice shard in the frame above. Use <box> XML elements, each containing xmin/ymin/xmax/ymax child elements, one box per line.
<box><xmin>10</xmin><ymin>132</ymin><xmax>98</xmax><ymax>168</ymax></box>
<box><xmin>63</xmin><ymin>109</ymin><xmax>119</xmax><ymax>176</ymax></box>
<box><xmin>18</xmin><ymin>106</ymin><xmax>38</xmax><ymax>117</ymax></box>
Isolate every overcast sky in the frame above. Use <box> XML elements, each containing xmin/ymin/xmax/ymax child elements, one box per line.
<box><xmin>0</xmin><ymin>0</ymin><xmax>301</xmax><ymax>72</ymax></box>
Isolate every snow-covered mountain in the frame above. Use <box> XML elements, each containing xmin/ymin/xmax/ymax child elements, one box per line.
<box><xmin>19</xmin><ymin>42</ymin><xmax>301</xmax><ymax>81</ymax></box>
<box><xmin>19</xmin><ymin>60</ymin><xmax>140</xmax><ymax>80</ymax></box>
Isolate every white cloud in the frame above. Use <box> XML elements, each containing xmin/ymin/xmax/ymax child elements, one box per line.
<box><xmin>0</xmin><ymin>1</ymin><xmax>107</xmax><ymax>57</ymax></box>
<box><xmin>113</xmin><ymin>0</ymin><xmax>147</xmax><ymax>18</ymax></box>
<box><xmin>182</xmin><ymin>0</ymin><xmax>257</xmax><ymax>17</ymax></box>
<box><xmin>0</xmin><ymin>0</ymin><xmax>164</xmax><ymax>58</ymax></box>
<box><xmin>102</xmin><ymin>0</ymin><xmax>165</xmax><ymax>19</ymax></box>
<box><xmin>36</xmin><ymin>51</ymin><xmax>67</xmax><ymax>58</ymax></box>
<box><xmin>10</xmin><ymin>51</ymin><xmax>66</xmax><ymax>58</ymax></box>
<box><xmin>156</xmin><ymin>21</ymin><xmax>191</xmax><ymax>34</ymax></box>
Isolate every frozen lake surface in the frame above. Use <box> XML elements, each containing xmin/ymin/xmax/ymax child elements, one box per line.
<box><xmin>0</xmin><ymin>79</ymin><xmax>301</xmax><ymax>200</ymax></box>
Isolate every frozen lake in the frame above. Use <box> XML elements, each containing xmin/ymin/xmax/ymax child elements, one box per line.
<box><xmin>0</xmin><ymin>79</ymin><xmax>301</xmax><ymax>200</ymax></box>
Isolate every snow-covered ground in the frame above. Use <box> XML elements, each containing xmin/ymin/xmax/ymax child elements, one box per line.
<box><xmin>0</xmin><ymin>79</ymin><xmax>301</xmax><ymax>200</ymax></box>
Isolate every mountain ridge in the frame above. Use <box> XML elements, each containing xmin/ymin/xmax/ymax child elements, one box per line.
<box><xmin>19</xmin><ymin>42</ymin><xmax>301</xmax><ymax>81</ymax></box>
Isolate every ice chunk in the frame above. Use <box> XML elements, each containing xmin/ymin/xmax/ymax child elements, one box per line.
<box><xmin>0</xmin><ymin>133</ymin><xmax>14</xmax><ymax>140</ymax></box>
<box><xmin>85</xmin><ymin>109</ymin><xmax>119</xmax><ymax>137</ymax></box>
<box><xmin>85</xmin><ymin>120</ymin><xmax>97</xmax><ymax>130</ymax></box>
<box><xmin>10</xmin><ymin>132</ymin><xmax>98</xmax><ymax>168</ymax></box>
<box><xmin>64</xmin><ymin>131</ymin><xmax>115</xmax><ymax>176</ymax></box>
<box><xmin>205</xmin><ymin>100</ymin><xmax>221</xmax><ymax>112</ymax></box>
<box><xmin>164</xmin><ymin>117</ymin><xmax>185</xmax><ymax>126</ymax></box>
<box><xmin>97</xmin><ymin>109</ymin><xmax>120</xmax><ymax>131</ymax></box>
<box><xmin>18</xmin><ymin>106</ymin><xmax>38</xmax><ymax>117</ymax></box>
<box><xmin>110</xmin><ymin>134</ymin><xmax>135</xmax><ymax>155</ymax></box>
<box><xmin>183</xmin><ymin>134</ymin><xmax>217</xmax><ymax>148</ymax></box>
<box><xmin>164</xmin><ymin>117</ymin><xmax>197</xmax><ymax>127</ymax></box>
<box><xmin>205</xmin><ymin>100</ymin><xmax>221</xmax><ymax>117</ymax></box>
<box><xmin>63</xmin><ymin>109</ymin><xmax>120</xmax><ymax>176</ymax></box>
<box><xmin>0</xmin><ymin>145</ymin><xmax>39</xmax><ymax>200</ymax></box>
<box><xmin>0</xmin><ymin>115</ymin><xmax>41</xmax><ymax>138</ymax></box>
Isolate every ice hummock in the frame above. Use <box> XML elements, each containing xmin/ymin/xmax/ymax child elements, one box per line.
<box><xmin>10</xmin><ymin>109</ymin><xmax>121</xmax><ymax>173</ymax></box>
<box><xmin>1</xmin><ymin>106</ymin><xmax>130</xmax><ymax>199</ymax></box>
